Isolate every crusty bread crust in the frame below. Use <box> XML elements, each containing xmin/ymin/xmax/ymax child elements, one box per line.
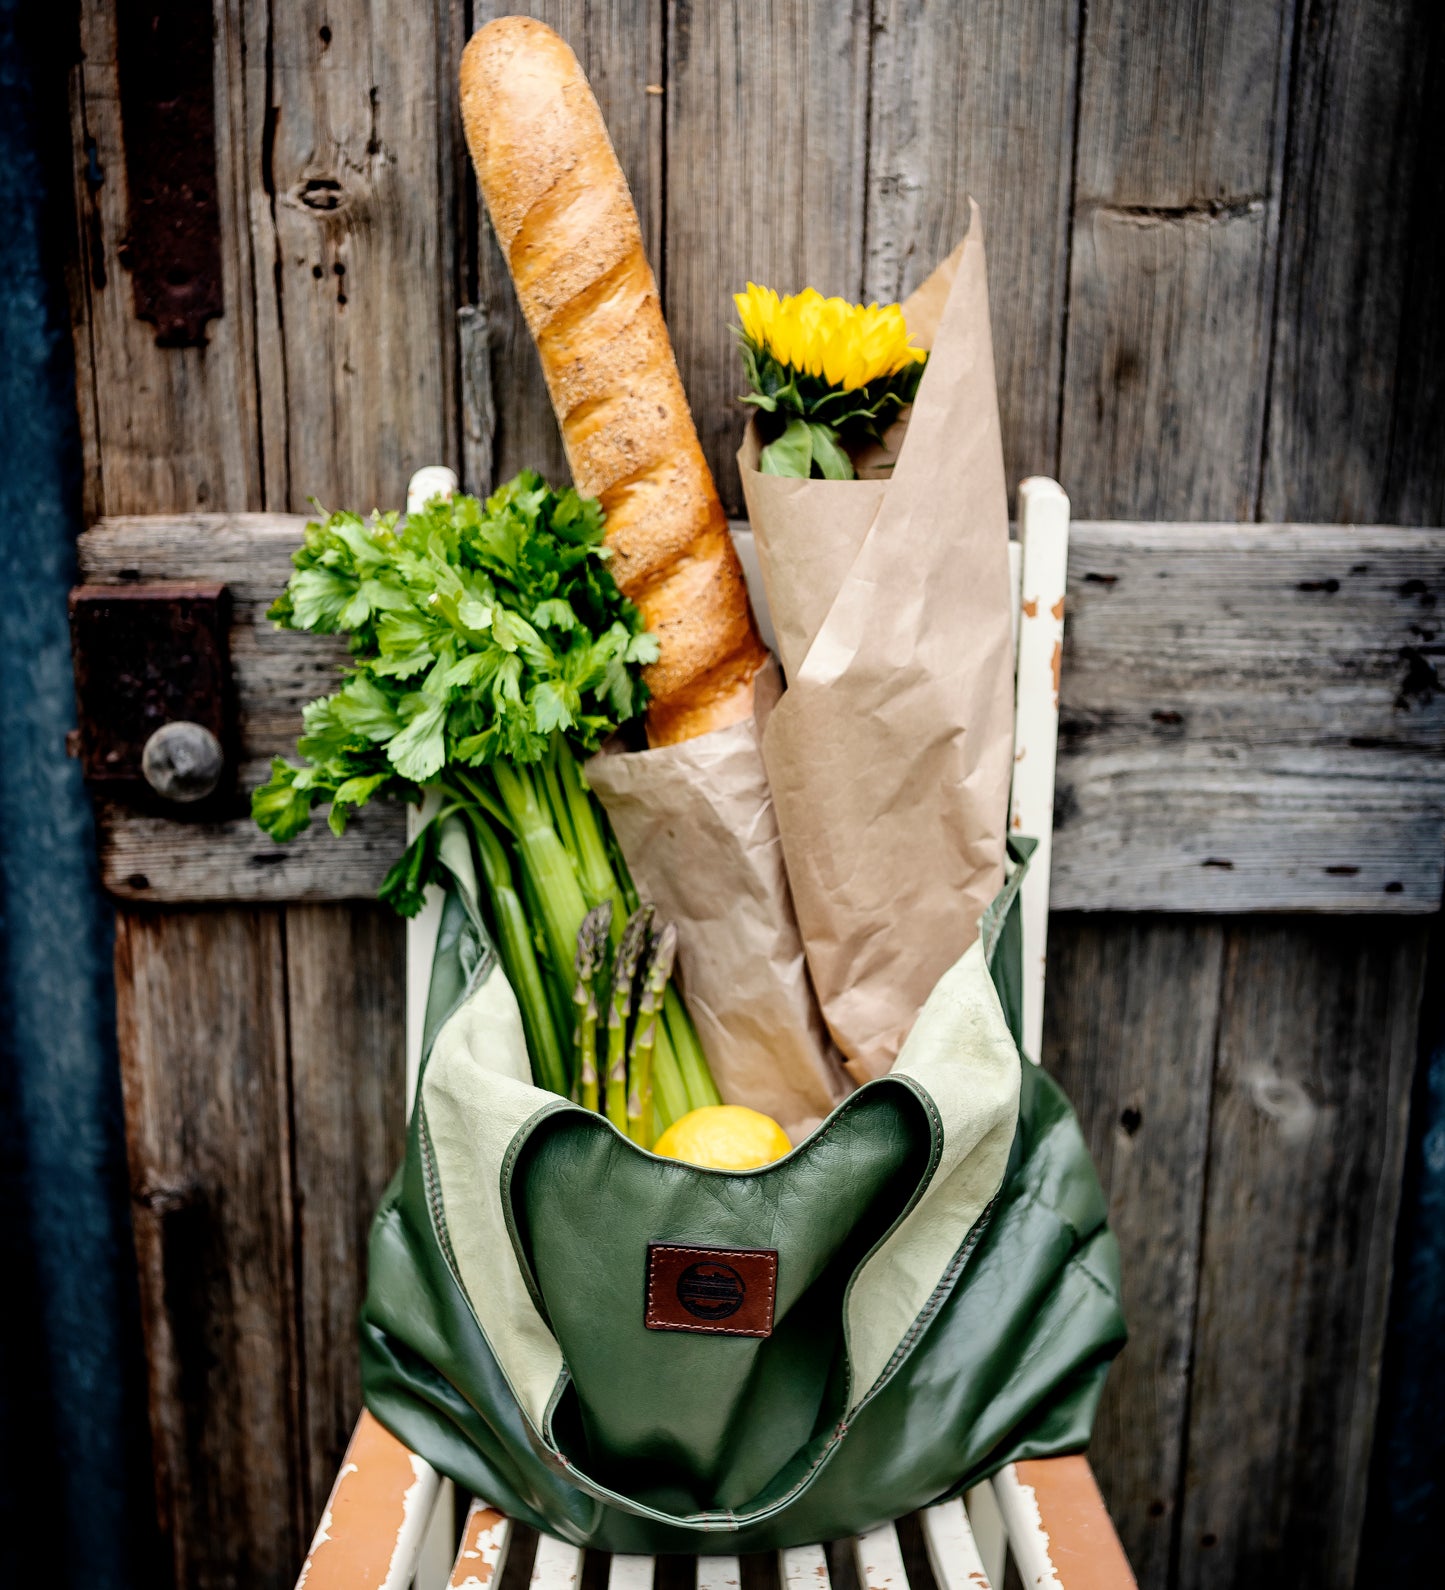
<box><xmin>461</xmin><ymin>17</ymin><xmax>767</xmax><ymax>745</ymax></box>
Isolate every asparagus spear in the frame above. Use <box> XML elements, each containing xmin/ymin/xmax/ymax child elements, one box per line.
<box><xmin>628</xmin><ymin>920</ymin><xmax>677</xmax><ymax>1148</ymax></box>
<box><xmin>572</xmin><ymin>902</ymin><xmax>611</xmax><ymax>1113</ymax></box>
<box><xmin>606</xmin><ymin>905</ymin><xmax>652</xmax><ymax>1132</ymax></box>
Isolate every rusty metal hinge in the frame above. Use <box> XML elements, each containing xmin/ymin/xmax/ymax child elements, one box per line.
<box><xmin>115</xmin><ymin>0</ymin><xmax>224</xmax><ymax>346</ymax></box>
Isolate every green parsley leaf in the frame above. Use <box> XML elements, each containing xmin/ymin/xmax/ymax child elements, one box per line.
<box><xmin>257</xmin><ymin>474</ymin><xmax>657</xmax><ymax>839</ymax></box>
<box><xmin>252</xmin><ymin>758</ymin><xmax>319</xmax><ymax>841</ymax></box>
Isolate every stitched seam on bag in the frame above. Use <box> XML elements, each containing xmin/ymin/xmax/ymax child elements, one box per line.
<box><xmin>499</xmin><ymin>1105</ymin><xmax>572</xmax><ymax>1326</ymax></box>
<box><xmin>416</xmin><ymin>918</ymin><xmax>498</xmax><ymax>1085</ymax></box>
<box><xmin>418</xmin><ymin>1105</ymin><xmax>462</xmax><ymax>1283</ymax></box>
<box><xmin>873</xmin><ymin>1193</ymin><xmax>999</xmax><ymax>1387</ymax></box>
<box><xmin>644</xmin><ymin>1244</ymin><xmax>776</xmax><ymax>1337</ymax></box>
<box><xmin>1070</xmin><ymin>1252</ymin><xmax>1120</xmax><ymax>1303</ymax></box>
<box><xmin>419</xmin><ymin>1097</ymin><xmax>580</xmax><ymax>1460</ymax></box>
<box><xmin>981</xmin><ymin>855</ymin><xmax>1027</xmax><ymax>965</ymax></box>
<box><xmin>834</xmin><ymin>1074</ymin><xmax>946</xmax><ymax>1418</ymax></box>
<box><xmin>1006</xmin><ymin>1115</ymin><xmax>1102</xmax><ymax>1244</ymax></box>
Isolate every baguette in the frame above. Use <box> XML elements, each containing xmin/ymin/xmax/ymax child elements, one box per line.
<box><xmin>460</xmin><ymin>17</ymin><xmax>768</xmax><ymax>746</ymax></box>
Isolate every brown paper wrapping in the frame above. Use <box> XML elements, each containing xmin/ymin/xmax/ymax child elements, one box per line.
<box><xmin>740</xmin><ymin>205</ymin><xmax>1015</xmax><ymax>1082</ymax></box>
<box><xmin>584</xmin><ymin>664</ymin><xmax>849</xmax><ymax>1142</ymax></box>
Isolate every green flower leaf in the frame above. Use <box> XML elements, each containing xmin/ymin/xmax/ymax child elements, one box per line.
<box><xmin>808</xmin><ymin>422</ymin><xmax>855</xmax><ymax>481</ymax></box>
<box><xmin>759</xmin><ymin>417</ymin><xmax>815</xmax><ymax>477</ymax></box>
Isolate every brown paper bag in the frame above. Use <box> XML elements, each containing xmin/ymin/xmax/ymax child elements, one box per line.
<box><xmin>739</xmin><ymin>203</ymin><xmax>1015</xmax><ymax>1082</ymax></box>
<box><xmin>585</xmin><ymin>664</ymin><xmax>849</xmax><ymax>1141</ymax></box>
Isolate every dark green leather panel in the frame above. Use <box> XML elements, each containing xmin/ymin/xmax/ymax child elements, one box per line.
<box><xmin>512</xmin><ymin>1083</ymin><xmax>933</xmax><ymax>1514</ymax></box>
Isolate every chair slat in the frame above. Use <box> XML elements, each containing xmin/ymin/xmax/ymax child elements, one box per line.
<box><xmin>963</xmin><ymin>1484</ymin><xmax>1007</xmax><ymax>1590</ymax></box>
<box><xmin>695</xmin><ymin>1556</ymin><xmax>742</xmax><ymax>1590</ymax></box>
<box><xmin>779</xmin><ymin>1543</ymin><xmax>830</xmax><ymax>1590</ymax></box>
<box><xmin>531</xmin><ymin>1534</ymin><xmax>585</xmax><ymax>1590</ymax></box>
<box><xmin>293</xmin><ymin>1411</ymin><xmax>441</xmax><ymax>1590</ymax></box>
<box><xmin>851</xmin><ymin>1522</ymin><xmax>909</xmax><ymax>1590</ymax></box>
<box><xmin>448</xmin><ymin>1499</ymin><xmax>515</xmax><ymax>1589</ymax></box>
<box><xmin>1010</xmin><ymin>476</ymin><xmax>1070</xmax><ymax>1065</ymax></box>
<box><xmin>995</xmin><ymin>1459</ymin><xmax>1136</xmax><ymax>1590</ymax></box>
<box><xmin>919</xmin><ymin>1499</ymin><xmax>992</xmax><ymax>1590</ymax></box>
<box><xmin>609</xmin><ymin>1555</ymin><xmax>657</xmax><ymax>1590</ymax></box>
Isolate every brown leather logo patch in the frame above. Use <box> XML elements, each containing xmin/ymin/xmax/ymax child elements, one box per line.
<box><xmin>645</xmin><ymin>1243</ymin><xmax>778</xmax><ymax>1337</ymax></box>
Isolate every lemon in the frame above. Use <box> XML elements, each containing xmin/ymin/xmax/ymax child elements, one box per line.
<box><xmin>653</xmin><ymin>1106</ymin><xmax>791</xmax><ymax>1171</ymax></box>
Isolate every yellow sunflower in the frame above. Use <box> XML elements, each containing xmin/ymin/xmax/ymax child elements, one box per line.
<box><xmin>733</xmin><ymin>284</ymin><xmax>927</xmax><ymax>479</ymax></box>
<box><xmin>734</xmin><ymin>284</ymin><xmax>926</xmax><ymax>391</ymax></box>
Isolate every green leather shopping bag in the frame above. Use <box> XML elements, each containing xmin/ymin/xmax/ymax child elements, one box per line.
<box><xmin>359</xmin><ymin>826</ymin><xmax>1125</xmax><ymax>1552</ymax></box>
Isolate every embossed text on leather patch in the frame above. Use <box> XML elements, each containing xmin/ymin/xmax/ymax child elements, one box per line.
<box><xmin>645</xmin><ymin>1243</ymin><xmax>778</xmax><ymax>1337</ymax></box>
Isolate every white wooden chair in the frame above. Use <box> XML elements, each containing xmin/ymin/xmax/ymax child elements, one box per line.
<box><xmin>293</xmin><ymin>474</ymin><xmax>1135</xmax><ymax>1590</ymax></box>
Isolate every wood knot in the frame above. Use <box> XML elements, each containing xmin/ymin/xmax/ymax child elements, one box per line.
<box><xmin>133</xmin><ymin>1175</ymin><xmax>200</xmax><ymax>1215</ymax></box>
<box><xmin>290</xmin><ymin>176</ymin><xmax>350</xmax><ymax>214</ymax></box>
<box><xmin>1245</xmin><ymin>1070</ymin><xmax>1317</xmax><ymax>1142</ymax></box>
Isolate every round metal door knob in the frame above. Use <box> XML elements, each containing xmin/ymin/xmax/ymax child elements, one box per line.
<box><xmin>141</xmin><ymin>721</ymin><xmax>225</xmax><ymax>803</ymax></box>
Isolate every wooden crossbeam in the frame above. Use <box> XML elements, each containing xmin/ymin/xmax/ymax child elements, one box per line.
<box><xmin>76</xmin><ymin>514</ymin><xmax>1444</xmax><ymax>912</ymax></box>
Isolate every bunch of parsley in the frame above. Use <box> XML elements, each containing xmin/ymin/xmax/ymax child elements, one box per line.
<box><xmin>253</xmin><ymin>473</ymin><xmax>718</xmax><ymax>1121</ymax></box>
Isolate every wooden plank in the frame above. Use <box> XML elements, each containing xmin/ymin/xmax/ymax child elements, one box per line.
<box><xmin>286</xmin><ymin>904</ymin><xmax>406</xmax><ymax>1524</ymax></box>
<box><xmin>1051</xmin><ymin>522</ymin><xmax>1445</xmax><ymax>912</ymax></box>
<box><xmin>76</xmin><ymin>511</ymin><xmax>408</xmax><ymax>901</ymax></box>
<box><xmin>851</xmin><ymin>1522</ymin><xmax>908</xmax><ymax>1590</ymax></box>
<box><xmin>1043</xmin><ymin>916</ymin><xmax>1223</xmax><ymax>1589</ymax></box>
<box><xmin>1011</xmin><ymin>478</ymin><xmax>1071</xmax><ymax>1060</ymax></box>
<box><xmin>778</xmin><ymin>1544</ymin><xmax>828</xmax><ymax>1590</ymax></box>
<box><xmin>77</xmin><ymin>514</ymin><xmax>1445</xmax><ymax>910</ymax></box>
<box><xmin>1059</xmin><ymin>204</ymin><xmax>1277</xmax><ymax>521</ymax></box>
<box><xmin>293</xmin><ymin>1411</ymin><xmax>441</xmax><ymax>1590</ymax></box>
<box><xmin>450</xmin><ymin>1500</ymin><xmax>515</xmax><ymax>1590</ymax></box>
<box><xmin>65</xmin><ymin>0</ymin><xmax>262</xmax><ymax>518</ymax></box>
<box><xmin>464</xmin><ymin>1</ymin><xmax>665</xmax><ymax>494</ymax></box>
<box><xmin>864</xmin><ymin>0</ymin><xmax>1079</xmax><ymax>496</ymax></box>
<box><xmin>1261</xmin><ymin>0</ymin><xmax>1445</xmax><ymax>526</ymax></box>
<box><xmin>918</xmin><ymin>1498</ymin><xmax>992</xmax><ymax>1590</ymax></box>
<box><xmin>694</xmin><ymin>1557</ymin><xmax>741</xmax><ymax>1590</ymax></box>
<box><xmin>963</xmin><ymin>1483</ymin><xmax>1007</xmax><ymax>1590</ymax></box>
<box><xmin>531</xmin><ymin>1534</ymin><xmax>583</xmax><ymax>1590</ymax></box>
<box><xmin>607</xmin><ymin>1558</ymin><xmax>655</xmax><ymax>1590</ymax></box>
<box><xmin>665</xmin><ymin>0</ymin><xmax>871</xmax><ymax>515</ymax></box>
<box><xmin>1176</xmin><ymin>918</ymin><xmax>1427</xmax><ymax>1590</ymax></box>
<box><xmin>240</xmin><ymin>0</ymin><xmax>452</xmax><ymax>513</ymax></box>
<box><xmin>999</xmin><ymin>1458</ymin><xmax>1137</xmax><ymax>1590</ymax></box>
<box><xmin>1060</xmin><ymin>0</ymin><xmax>1295</xmax><ymax>520</ymax></box>
<box><xmin>116</xmin><ymin>906</ymin><xmax>304</xmax><ymax>1588</ymax></box>
<box><xmin>77</xmin><ymin>513</ymin><xmax>349</xmax><ymax>761</ymax></box>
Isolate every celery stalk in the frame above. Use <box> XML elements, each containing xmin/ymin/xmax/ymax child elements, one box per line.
<box><xmin>465</xmin><ymin>807</ymin><xmax>568</xmax><ymax>1098</ymax></box>
<box><xmin>492</xmin><ymin>760</ymin><xmax>590</xmax><ymax>983</ymax></box>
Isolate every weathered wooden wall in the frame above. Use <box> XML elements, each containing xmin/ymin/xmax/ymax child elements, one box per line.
<box><xmin>61</xmin><ymin>4</ymin><xmax>1442</xmax><ymax>1590</ymax></box>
